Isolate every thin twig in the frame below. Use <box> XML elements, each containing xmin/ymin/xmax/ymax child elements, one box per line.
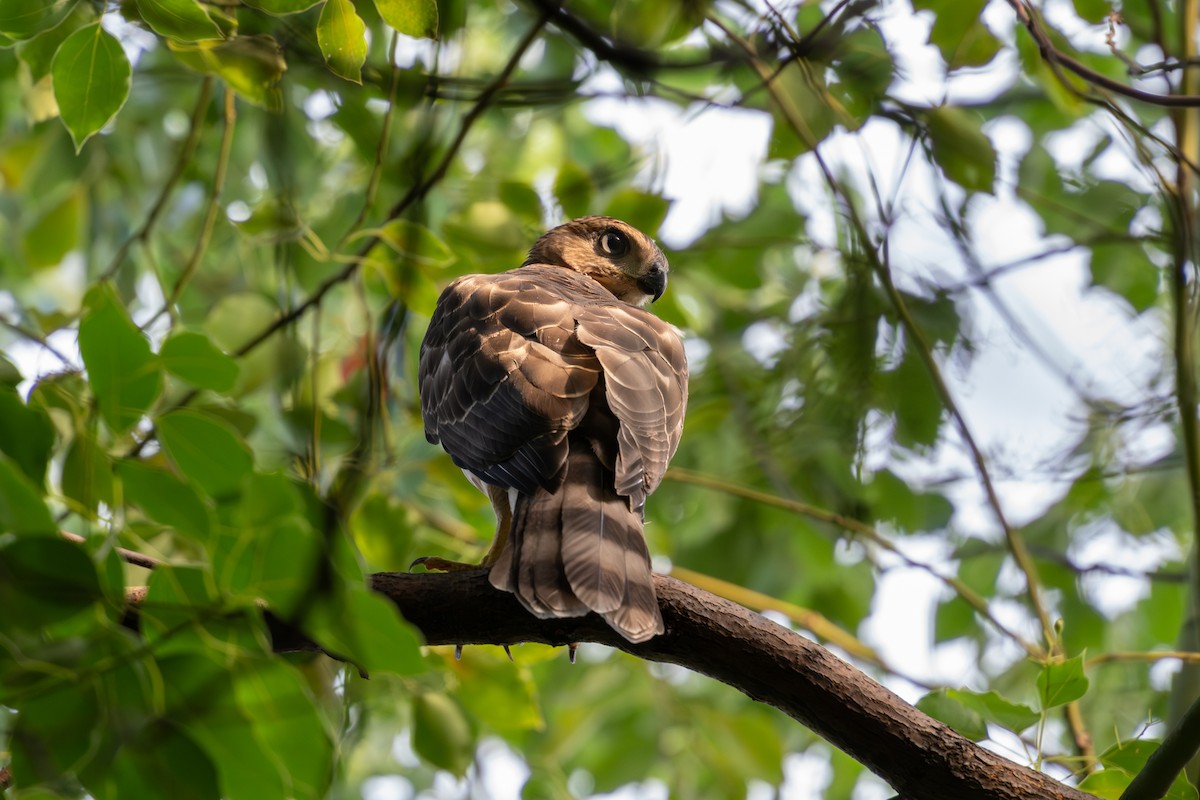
<box><xmin>0</xmin><ymin>317</ymin><xmax>72</xmax><ymax>365</ymax></box>
<box><xmin>338</xmin><ymin>31</ymin><xmax>401</xmax><ymax>250</ymax></box>
<box><xmin>102</xmin><ymin>78</ymin><xmax>215</xmax><ymax>281</ymax></box>
<box><xmin>1089</xmin><ymin>651</ymin><xmax>1200</xmax><ymax>667</ymax></box>
<box><xmin>59</xmin><ymin>530</ymin><xmax>162</xmax><ymax>570</ymax></box>
<box><xmin>148</xmin><ymin>87</ymin><xmax>237</xmax><ymax>327</ymax></box>
<box><xmin>1003</xmin><ymin>0</ymin><xmax>1200</xmax><ymax>107</ymax></box>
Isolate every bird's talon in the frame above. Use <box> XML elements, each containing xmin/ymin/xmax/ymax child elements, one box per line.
<box><xmin>503</xmin><ymin>645</ymin><xmax>513</xmax><ymax>662</ymax></box>
<box><xmin>568</xmin><ymin>643</ymin><xmax>578</xmax><ymax>664</ymax></box>
<box><xmin>455</xmin><ymin>644</ymin><xmax>463</xmax><ymax>661</ymax></box>
<box><xmin>408</xmin><ymin>556</ymin><xmax>429</xmax><ymax>573</ymax></box>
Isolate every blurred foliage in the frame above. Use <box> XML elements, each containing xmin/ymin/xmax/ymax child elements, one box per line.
<box><xmin>2</xmin><ymin>0</ymin><xmax>1200</xmax><ymax>797</ymax></box>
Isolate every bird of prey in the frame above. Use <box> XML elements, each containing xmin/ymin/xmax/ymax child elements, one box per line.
<box><xmin>418</xmin><ymin>216</ymin><xmax>688</xmax><ymax>643</ymax></box>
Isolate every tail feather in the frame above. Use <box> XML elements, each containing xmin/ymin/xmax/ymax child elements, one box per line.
<box><xmin>561</xmin><ymin>452</ymin><xmax>627</xmax><ymax>615</ymax></box>
<box><xmin>526</xmin><ymin>489</ymin><xmax>588</xmax><ymax>617</ymax></box>
<box><xmin>603</xmin><ymin>540</ymin><xmax>663</xmax><ymax>643</ymax></box>
<box><xmin>487</xmin><ymin>444</ymin><xmax>663</xmax><ymax>642</ymax></box>
<box><xmin>491</xmin><ymin>491</ymin><xmax>587</xmax><ymax>619</ymax></box>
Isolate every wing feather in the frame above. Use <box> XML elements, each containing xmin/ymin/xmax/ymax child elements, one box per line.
<box><xmin>575</xmin><ymin>306</ymin><xmax>688</xmax><ymax>511</ymax></box>
<box><xmin>419</xmin><ymin>271</ymin><xmax>603</xmax><ymax>493</ymax></box>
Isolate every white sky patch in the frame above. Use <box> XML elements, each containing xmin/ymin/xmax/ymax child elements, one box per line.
<box><xmin>475</xmin><ymin>738</ymin><xmax>531</xmax><ymax>800</ymax></box>
<box><xmin>861</xmin><ymin>536</ymin><xmax>988</xmax><ymax>693</ymax></box>
<box><xmin>362</xmin><ymin>775</ymin><xmax>414</xmax><ymax>800</ymax></box>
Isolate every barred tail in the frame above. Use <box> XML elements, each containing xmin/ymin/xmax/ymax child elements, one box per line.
<box><xmin>489</xmin><ymin>445</ymin><xmax>663</xmax><ymax>643</ymax></box>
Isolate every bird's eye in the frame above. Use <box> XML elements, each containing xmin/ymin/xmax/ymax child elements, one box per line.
<box><xmin>599</xmin><ymin>229</ymin><xmax>629</xmax><ymax>258</ymax></box>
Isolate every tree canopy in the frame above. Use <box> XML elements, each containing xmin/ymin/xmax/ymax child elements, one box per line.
<box><xmin>2</xmin><ymin>0</ymin><xmax>1200</xmax><ymax>798</ymax></box>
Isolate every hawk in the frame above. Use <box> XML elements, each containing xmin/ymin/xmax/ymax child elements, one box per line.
<box><xmin>418</xmin><ymin>216</ymin><xmax>688</xmax><ymax>643</ymax></box>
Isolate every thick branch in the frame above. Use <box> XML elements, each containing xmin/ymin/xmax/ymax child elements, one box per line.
<box><xmin>125</xmin><ymin>571</ymin><xmax>1091</xmax><ymax>800</ymax></box>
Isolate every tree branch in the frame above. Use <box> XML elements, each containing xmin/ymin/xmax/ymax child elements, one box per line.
<box><xmin>1004</xmin><ymin>0</ymin><xmax>1200</xmax><ymax>107</ymax></box>
<box><xmin>122</xmin><ymin>571</ymin><xmax>1093</xmax><ymax>800</ymax></box>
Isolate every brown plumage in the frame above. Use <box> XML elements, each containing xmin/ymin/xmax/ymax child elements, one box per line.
<box><xmin>418</xmin><ymin>217</ymin><xmax>688</xmax><ymax>643</ymax></box>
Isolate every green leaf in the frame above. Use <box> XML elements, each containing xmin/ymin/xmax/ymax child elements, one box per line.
<box><xmin>233</xmin><ymin>471</ymin><xmax>306</xmax><ymax>527</ymax></box>
<box><xmin>946</xmin><ymin>689</ymin><xmax>1039</xmax><ymax>733</ymax></box>
<box><xmin>0</xmin><ymin>387</ymin><xmax>54</xmax><ymax>485</ymax></box>
<box><xmin>371</xmin><ymin>219</ymin><xmax>456</xmax><ymax>270</ymax></box>
<box><xmin>912</xmin><ymin>0</ymin><xmax>1001</xmax><ymax>70</ymax></box>
<box><xmin>1077</xmin><ymin>768</ymin><xmax>1132</xmax><ymax>800</ymax></box>
<box><xmin>763</xmin><ymin>60</ymin><xmax>837</xmax><ymax>157</ymax></box>
<box><xmin>222</xmin><ymin>514</ymin><xmax>321</xmax><ymax>615</ymax></box>
<box><xmin>51</xmin><ymin>23</ymin><xmax>132</xmax><ymax>151</ymax></box>
<box><xmin>62</xmin><ymin>431</ymin><xmax>114</xmax><ymax>512</ymax></box>
<box><xmin>832</xmin><ymin>25</ymin><xmax>894</xmax><ymax>123</ymax></box>
<box><xmin>78</xmin><ymin>284</ymin><xmax>163</xmax><ymax>434</ymax></box>
<box><xmin>1037</xmin><ymin>654</ymin><xmax>1089</xmax><ymax>709</ymax></box>
<box><xmin>141</xmin><ymin>566</ymin><xmax>267</xmax><ymax>659</ymax></box>
<box><xmin>0</xmin><ymin>453</ymin><xmax>55</xmax><ymax>535</ymax></box>
<box><xmin>879</xmin><ymin>346</ymin><xmax>942</xmax><ymax>448</ymax></box>
<box><xmin>158</xmin><ymin>409</ymin><xmax>254</xmax><ymax>498</ymax></box>
<box><xmin>868</xmin><ymin>469</ymin><xmax>952</xmax><ymax>531</ymax></box>
<box><xmin>450</xmin><ymin>648</ymin><xmax>543</xmax><ymax>736</ymax></box>
<box><xmin>231</xmin><ymin>659</ymin><xmax>333</xmax><ymax>800</ymax></box>
<box><xmin>306</xmin><ymin>585</ymin><xmax>426</xmax><ymax>675</ymax></box>
<box><xmin>168</xmin><ymin>35</ymin><xmax>286</xmax><ymax>110</ymax></box>
<box><xmin>915</xmin><ymin>689</ymin><xmax>987</xmax><ymax>740</ymax></box>
<box><xmin>316</xmin><ymin>0</ymin><xmax>366</xmax><ymax>84</ymax></box>
<box><xmin>241</xmin><ymin>0</ymin><xmax>322</xmax><ymax>13</ymax></box>
<box><xmin>1091</xmin><ymin>740</ymin><xmax>1199</xmax><ymax>800</ymax></box>
<box><xmin>374</xmin><ymin>0</ymin><xmax>438</xmax><ymax>39</ymax></box>
<box><xmin>1090</xmin><ymin>243</ymin><xmax>1158</xmax><ymax>312</ymax></box>
<box><xmin>554</xmin><ymin>162</ymin><xmax>594</xmax><ymax>219</ymax></box>
<box><xmin>0</xmin><ymin>0</ymin><xmax>76</xmax><ymax>39</ymax></box>
<box><xmin>15</xmin><ymin>2</ymin><xmax>95</xmax><ymax>83</ymax></box>
<box><xmin>22</xmin><ymin>187</ymin><xmax>83</xmax><ymax>269</ymax></box>
<box><xmin>134</xmin><ymin>0</ymin><xmax>223</xmax><ymax>42</ymax></box>
<box><xmin>934</xmin><ymin>595</ymin><xmax>976</xmax><ymax>642</ymax></box>
<box><xmin>9</xmin><ymin>674</ymin><xmax>102</xmax><ymax>785</ymax></box>
<box><xmin>95</xmin><ymin>722</ymin><xmax>221</xmax><ymax>800</ymax></box>
<box><xmin>604</xmin><ymin>189</ymin><xmax>669</xmax><ymax>234</ymax></box>
<box><xmin>160</xmin><ymin>331</ymin><xmax>239</xmax><ymax>392</ymax></box>
<box><xmin>925</xmin><ymin>106</ymin><xmax>996</xmax><ymax>194</ymax></box>
<box><xmin>1072</xmin><ymin>0</ymin><xmax>1112</xmax><ymax>23</ymax></box>
<box><xmin>0</xmin><ymin>353</ymin><xmax>22</xmax><ymax>387</ymax></box>
<box><xmin>159</xmin><ymin>653</ymin><xmax>289</xmax><ymax>800</ymax></box>
<box><xmin>412</xmin><ymin>692</ymin><xmax>474</xmax><ymax>775</ymax></box>
<box><xmin>0</xmin><ymin>537</ymin><xmax>104</xmax><ymax>632</ymax></box>
<box><xmin>117</xmin><ymin>459</ymin><xmax>213</xmax><ymax>544</ymax></box>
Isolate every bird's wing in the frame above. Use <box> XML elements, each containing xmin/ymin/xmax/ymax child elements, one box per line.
<box><xmin>418</xmin><ymin>269</ymin><xmax>603</xmax><ymax>494</ymax></box>
<box><xmin>575</xmin><ymin>304</ymin><xmax>689</xmax><ymax>514</ymax></box>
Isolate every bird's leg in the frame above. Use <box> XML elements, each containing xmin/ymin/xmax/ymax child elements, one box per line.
<box><xmin>410</xmin><ymin>485</ymin><xmax>513</xmax><ymax>572</ymax></box>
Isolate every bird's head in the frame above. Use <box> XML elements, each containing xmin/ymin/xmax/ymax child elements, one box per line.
<box><xmin>524</xmin><ymin>216</ymin><xmax>669</xmax><ymax>307</ymax></box>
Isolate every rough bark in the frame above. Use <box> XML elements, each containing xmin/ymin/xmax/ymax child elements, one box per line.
<box><xmin>124</xmin><ymin>571</ymin><xmax>1094</xmax><ymax>800</ymax></box>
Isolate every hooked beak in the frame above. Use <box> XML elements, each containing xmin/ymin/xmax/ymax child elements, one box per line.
<box><xmin>637</xmin><ymin>260</ymin><xmax>668</xmax><ymax>302</ymax></box>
